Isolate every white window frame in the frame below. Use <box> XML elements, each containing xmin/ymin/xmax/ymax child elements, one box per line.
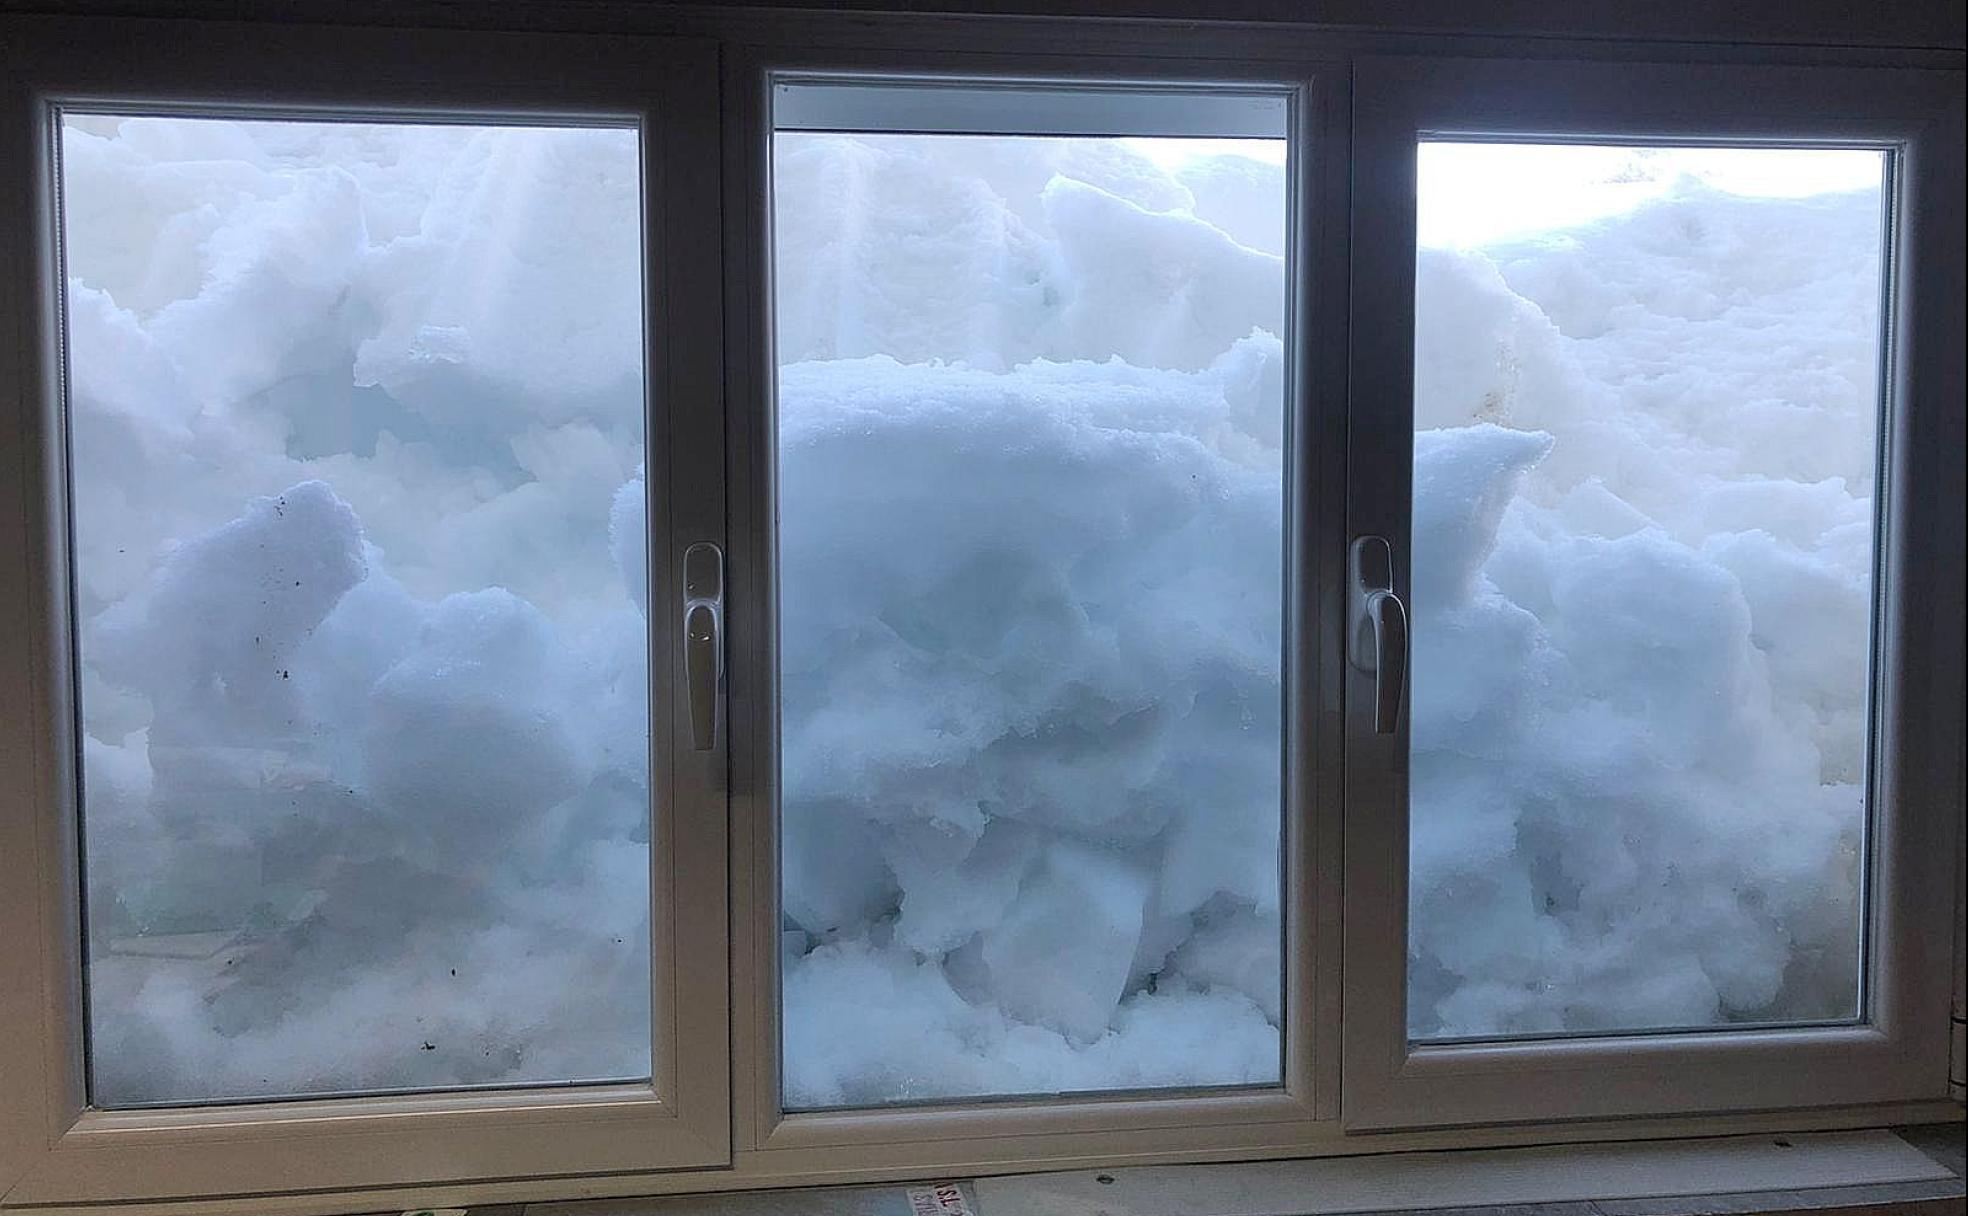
<box><xmin>0</xmin><ymin>15</ymin><xmax>733</xmax><ymax>1207</ymax></box>
<box><xmin>1340</xmin><ymin>53</ymin><xmax>1966</xmax><ymax>1130</ymax></box>
<box><xmin>721</xmin><ymin>45</ymin><xmax>1352</xmax><ymax>1176</ymax></box>
<box><xmin>0</xmin><ymin>10</ymin><xmax>1959</xmax><ymax>1216</ymax></box>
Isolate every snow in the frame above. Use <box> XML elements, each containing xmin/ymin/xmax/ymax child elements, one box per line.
<box><xmin>61</xmin><ymin>114</ymin><xmax>1880</xmax><ymax>1109</ymax></box>
<box><xmin>1405</xmin><ymin>148</ymin><xmax>1883</xmax><ymax>1039</ymax></box>
<box><xmin>67</xmin><ymin>118</ymin><xmax>653</xmax><ymax>1105</ymax></box>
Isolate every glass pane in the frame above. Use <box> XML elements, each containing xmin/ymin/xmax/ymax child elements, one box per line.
<box><xmin>63</xmin><ymin>113</ymin><xmax>653</xmax><ymax>1105</ymax></box>
<box><xmin>1407</xmin><ymin>142</ymin><xmax>1887</xmax><ymax>1042</ymax></box>
<box><xmin>773</xmin><ymin>116</ymin><xmax>1290</xmax><ymax>1108</ymax></box>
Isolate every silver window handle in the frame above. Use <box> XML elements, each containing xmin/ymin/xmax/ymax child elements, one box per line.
<box><xmin>1349</xmin><ymin>536</ymin><xmax>1409</xmax><ymax>735</ymax></box>
<box><xmin>683</xmin><ymin>541</ymin><xmax>724</xmax><ymax>751</ymax></box>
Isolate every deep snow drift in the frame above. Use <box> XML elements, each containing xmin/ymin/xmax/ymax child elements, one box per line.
<box><xmin>773</xmin><ymin>133</ymin><xmax>1289</xmax><ymax>1107</ymax></box>
<box><xmin>1406</xmin><ymin>149</ymin><xmax>1883</xmax><ymax>1037</ymax></box>
<box><xmin>67</xmin><ymin>119</ymin><xmax>656</xmax><ymax>1105</ymax></box>
<box><xmin>62</xmin><ymin>115</ymin><xmax>1879</xmax><ymax>1109</ymax></box>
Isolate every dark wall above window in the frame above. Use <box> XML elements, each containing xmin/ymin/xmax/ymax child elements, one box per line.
<box><xmin>0</xmin><ymin>0</ymin><xmax>1963</xmax><ymax>52</ymax></box>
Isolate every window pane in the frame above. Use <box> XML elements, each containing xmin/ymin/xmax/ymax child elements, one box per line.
<box><xmin>63</xmin><ymin>114</ymin><xmax>653</xmax><ymax>1105</ymax></box>
<box><xmin>773</xmin><ymin>116</ymin><xmax>1290</xmax><ymax>1108</ymax></box>
<box><xmin>1408</xmin><ymin>143</ymin><xmax>1886</xmax><ymax>1041</ymax></box>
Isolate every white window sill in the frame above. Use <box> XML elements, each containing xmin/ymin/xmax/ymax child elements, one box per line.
<box><xmin>522</xmin><ymin>1124</ymin><xmax>1965</xmax><ymax>1216</ymax></box>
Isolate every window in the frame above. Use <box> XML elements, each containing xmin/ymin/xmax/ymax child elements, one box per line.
<box><xmin>1</xmin><ymin>23</ymin><xmax>730</xmax><ymax>1207</ymax></box>
<box><xmin>65</xmin><ymin>112</ymin><xmax>654</xmax><ymax>1110</ymax></box>
<box><xmin>1</xmin><ymin>16</ymin><xmax>1960</xmax><ymax>1215</ymax></box>
<box><xmin>1342</xmin><ymin>55</ymin><xmax>1961</xmax><ymax>1129</ymax></box>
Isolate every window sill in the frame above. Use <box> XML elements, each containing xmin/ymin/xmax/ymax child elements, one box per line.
<box><xmin>529</xmin><ymin>1123</ymin><xmax>1965</xmax><ymax>1216</ymax></box>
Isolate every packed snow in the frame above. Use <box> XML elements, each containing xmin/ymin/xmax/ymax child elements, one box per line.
<box><xmin>61</xmin><ymin>113</ymin><xmax>1880</xmax><ymax>1110</ymax></box>
<box><xmin>67</xmin><ymin>118</ymin><xmax>655</xmax><ymax>1105</ymax></box>
<box><xmin>1405</xmin><ymin>144</ymin><xmax>1883</xmax><ymax>1038</ymax></box>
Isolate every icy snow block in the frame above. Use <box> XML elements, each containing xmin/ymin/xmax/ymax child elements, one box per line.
<box><xmin>290</xmin><ymin>561</ymin><xmax>427</xmax><ymax>744</ymax></box>
<box><xmin>58</xmin><ymin>119</ymin><xmax>283</xmax><ymax>319</ymax></box>
<box><xmin>1044</xmin><ymin>175</ymin><xmax>1284</xmax><ymax>372</ymax></box>
<box><xmin>150</xmin><ymin>166</ymin><xmax>369</xmax><ymax>410</ymax></box>
<box><xmin>1413</xmin><ymin>248</ymin><xmax>1586</xmax><ymax>434</ymax></box>
<box><xmin>1411</xmin><ymin>424</ymin><xmax>1552</xmax><ymax>604</ymax></box>
<box><xmin>781</xmin><ymin>800</ymin><xmax>899</xmax><ymax>937</ymax></box>
<box><xmin>65</xmin><ymin>283</ymin><xmax>197</xmax><ymax>434</ymax></box>
<box><xmin>353</xmin><ymin>127</ymin><xmax>643</xmax><ymax>432</ymax></box>
<box><xmin>981</xmin><ymin>843</ymin><xmax>1150</xmax><ymax>1043</ymax></box>
<box><xmin>1168</xmin><ymin>908</ymin><xmax>1282</xmax><ymax>1023</ymax></box>
<box><xmin>889</xmin><ymin>818</ymin><xmax>1040</xmax><ymax>955</ymax></box>
<box><xmin>771</xmin><ymin>135</ymin><xmax>1055</xmax><ymax>371</ymax></box>
<box><xmin>361</xmin><ymin>588</ymin><xmax>589</xmax><ymax>859</ymax></box>
<box><xmin>775</xmin><ymin>357</ymin><xmax>1284</xmax><ymax>854</ymax></box>
<box><xmin>1178</xmin><ymin>154</ymin><xmax>1288</xmax><ymax>256</ymax></box>
<box><xmin>89</xmin><ymin>480</ymin><xmax>366</xmax><ymax>744</ymax></box>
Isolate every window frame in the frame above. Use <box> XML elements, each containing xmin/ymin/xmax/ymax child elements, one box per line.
<box><xmin>1340</xmin><ymin>52</ymin><xmax>1967</xmax><ymax>1131</ymax></box>
<box><xmin>720</xmin><ymin>41</ymin><xmax>1353</xmax><ymax>1171</ymax></box>
<box><xmin>0</xmin><ymin>14</ymin><xmax>733</xmax><ymax>1206</ymax></box>
<box><xmin>0</xmin><ymin>10</ymin><xmax>1958</xmax><ymax>1216</ymax></box>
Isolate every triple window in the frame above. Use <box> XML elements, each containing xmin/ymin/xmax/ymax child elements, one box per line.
<box><xmin>0</xmin><ymin>21</ymin><xmax>1959</xmax><ymax>1211</ymax></box>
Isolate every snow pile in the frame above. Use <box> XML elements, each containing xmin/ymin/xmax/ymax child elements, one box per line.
<box><xmin>776</xmin><ymin>349</ymin><xmax>1287</xmax><ymax>1106</ymax></box>
<box><xmin>773</xmin><ymin>134</ymin><xmax>1288</xmax><ymax>1107</ymax></box>
<box><xmin>63</xmin><ymin>113</ymin><xmax>1877</xmax><ymax>1110</ymax></box>
<box><xmin>67</xmin><ymin>118</ymin><xmax>654</xmax><ymax>1105</ymax></box>
<box><xmin>1406</xmin><ymin>169</ymin><xmax>1882</xmax><ymax>1037</ymax></box>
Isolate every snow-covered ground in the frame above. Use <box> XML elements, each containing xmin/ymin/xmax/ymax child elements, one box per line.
<box><xmin>61</xmin><ymin>116</ymin><xmax>1880</xmax><ymax>1108</ymax></box>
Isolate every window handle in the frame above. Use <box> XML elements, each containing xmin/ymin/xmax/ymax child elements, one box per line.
<box><xmin>1349</xmin><ymin>536</ymin><xmax>1409</xmax><ymax>735</ymax></box>
<box><xmin>683</xmin><ymin>541</ymin><xmax>724</xmax><ymax>751</ymax></box>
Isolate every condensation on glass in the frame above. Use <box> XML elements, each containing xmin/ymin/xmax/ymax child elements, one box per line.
<box><xmin>1406</xmin><ymin>142</ymin><xmax>1889</xmax><ymax>1042</ymax></box>
<box><xmin>61</xmin><ymin>112</ymin><xmax>654</xmax><ymax>1106</ymax></box>
<box><xmin>771</xmin><ymin>85</ymin><xmax>1291</xmax><ymax>1109</ymax></box>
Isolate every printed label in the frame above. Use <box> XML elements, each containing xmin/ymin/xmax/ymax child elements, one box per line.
<box><xmin>905</xmin><ymin>1180</ymin><xmax>975</xmax><ymax>1216</ymax></box>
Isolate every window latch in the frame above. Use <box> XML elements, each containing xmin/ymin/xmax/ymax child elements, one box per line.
<box><xmin>1349</xmin><ymin>536</ymin><xmax>1409</xmax><ymax>735</ymax></box>
<box><xmin>683</xmin><ymin>541</ymin><xmax>724</xmax><ymax>751</ymax></box>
